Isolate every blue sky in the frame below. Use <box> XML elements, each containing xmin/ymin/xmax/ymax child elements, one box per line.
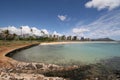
<box><xmin>0</xmin><ymin>0</ymin><xmax>120</xmax><ymax>40</ymax></box>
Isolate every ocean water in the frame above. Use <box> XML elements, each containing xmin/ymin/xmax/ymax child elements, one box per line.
<box><xmin>12</xmin><ymin>42</ymin><xmax>120</xmax><ymax>65</ymax></box>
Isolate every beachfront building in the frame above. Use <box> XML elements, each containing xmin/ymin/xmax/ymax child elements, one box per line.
<box><xmin>81</xmin><ymin>37</ymin><xmax>84</xmax><ymax>41</ymax></box>
<box><xmin>52</xmin><ymin>35</ymin><xmax>59</xmax><ymax>40</ymax></box>
<box><xmin>72</xmin><ymin>36</ymin><xmax>77</xmax><ymax>40</ymax></box>
<box><xmin>67</xmin><ymin>36</ymin><xmax>72</xmax><ymax>40</ymax></box>
<box><xmin>61</xmin><ymin>35</ymin><xmax>67</xmax><ymax>40</ymax></box>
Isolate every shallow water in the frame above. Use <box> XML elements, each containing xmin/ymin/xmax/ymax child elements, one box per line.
<box><xmin>12</xmin><ymin>42</ymin><xmax>120</xmax><ymax>65</ymax></box>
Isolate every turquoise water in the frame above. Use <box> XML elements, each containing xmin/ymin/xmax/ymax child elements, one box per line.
<box><xmin>12</xmin><ymin>42</ymin><xmax>120</xmax><ymax>65</ymax></box>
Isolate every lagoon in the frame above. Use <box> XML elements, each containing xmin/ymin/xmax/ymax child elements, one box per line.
<box><xmin>11</xmin><ymin>42</ymin><xmax>120</xmax><ymax>65</ymax></box>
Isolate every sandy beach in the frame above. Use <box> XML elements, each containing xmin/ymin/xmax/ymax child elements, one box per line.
<box><xmin>40</xmin><ymin>41</ymin><xmax>81</xmax><ymax>45</ymax></box>
<box><xmin>40</xmin><ymin>41</ymin><xmax>117</xmax><ymax>45</ymax></box>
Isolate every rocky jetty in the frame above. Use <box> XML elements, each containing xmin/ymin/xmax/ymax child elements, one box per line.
<box><xmin>0</xmin><ymin>71</ymin><xmax>65</xmax><ymax>80</ymax></box>
<box><xmin>0</xmin><ymin>62</ymin><xmax>67</xmax><ymax>80</ymax></box>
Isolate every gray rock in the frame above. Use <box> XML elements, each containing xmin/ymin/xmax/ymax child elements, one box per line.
<box><xmin>36</xmin><ymin>64</ymin><xmax>43</xmax><ymax>69</ymax></box>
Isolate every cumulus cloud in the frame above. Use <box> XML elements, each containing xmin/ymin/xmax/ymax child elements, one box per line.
<box><xmin>72</xmin><ymin>10</ymin><xmax>120</xmax><ymax>39</ymax></box>
<box><xmin>0</xmin><ymin>26</ymin><xmax>21</xmax><ymax>35</ymax></box>
<box><xmin>31</xmin><ymin>27</ymin><xmax>42</xmax><ymax>36</ymax></box>
<box><xmin>0</xmin><ymin>26</ymin><xmax>49</xmax><ymax>36</ymax></box>
<box><xmin>53</xmin><ymin>31</ymin><xmax>62</xmax><ymax>36</ymax></box>
<box><xmin>41</xmin><ymin>29</ymin><xmax>49</xmax><ymax>34</ymax></box>
<box><xmin>85</xmin><ymin>0</ymin><xmax>120</xmax><ymax>11</ymax></box>
<box><xmin>21</xmin><ymin>26</ymin><xmax>31</xmax><ymax>34</ymax></box>
<box><xmin>58</xmin><ymin>15</ymin><xmax>67</xmax><ymax>21</ymax></box>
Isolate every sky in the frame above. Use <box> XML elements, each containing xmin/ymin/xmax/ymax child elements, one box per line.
<box><xmin>0</xmin><ymin>0</ymin><xmax>120</xmax><ymax>40</ymax></box>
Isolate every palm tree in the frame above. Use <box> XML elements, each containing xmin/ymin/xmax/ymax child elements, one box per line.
<box><xmin>2</xmin><ymin>29</ymin><xmax>10</xmax><ymax>41</ymax></box>
<box><xmin>13</xmin><ymin>33</ymin><xmax>17</xmax><ymax>40</ymax></box>
<box><xmin>30</xmin><ymin>28</ymin><xmax>33</xmax><ymax>43</ymax></box>
<box><xmin>31</xmin><ymin>28</ymin><xmax>33</xmax><ymax>33</ymax></box>
<box><xmin>0</xmin><ymin>29</ymin><xmax>2</xmax><ymax>33</ymax></box>
<box><xmin>61</xmin><ymin>35</ymin><xmax>66</xmax><ymax>41</ymax></box>
<box><xmin>20</xmin><ymin>27</ymin><xmax>22</xmax><ymax>38</ymax></box>
<box><xmin>41</xmin><ymin>30</ymin><xmax>45</xmax><ymax>34</ymax></box>
<box><xmin>0</xmin><ymin>29</ymin><xmax>2</xmax><ymax>39</ymax></box>
<box><xmin>41</xmin><ymin>30</ymin><xmax>49</xmax><ymax>38</ymax></box>
<box><xmin>40</xmin><ymin>30</ymin><xmax>44</xmax><ymax>37</ymax></box>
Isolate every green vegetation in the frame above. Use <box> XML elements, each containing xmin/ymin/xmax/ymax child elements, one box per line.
<box><xmin>0</xmin><ymin>29</ymin><xmax>58</xmax><ymax>42</ymax></box>
<box><xmin>0</xmin><ymin>29</ymin><xmax>89</xmax><ymax>42</ymax></box>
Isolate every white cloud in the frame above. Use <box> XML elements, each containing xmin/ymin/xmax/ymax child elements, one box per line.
<box><xmin>0</xmin><ymin>26</ymin><xmax>21</xmax><ymax>35</ymax></box>
<box><xmin>53</xmin><ymin>31</ymin><xmax>62</xmax><ymax>36</ymax></box>
<box><xmin>41</xmin><ymin>29</ymin><xmax>49</xmax><ymax>34</ymax></box>
<box><xmin>72</xmin><ymin>10</ymin><xmax>120</xmax><ymax>39</ymax></box>
<box><xmin>0</xmin><ymin>26</ymin><xmax>49</xmax><ymax>36</ymax></box>
<box><xmin>31</xmin><ymin>27</ymin><xmax>42</xmax><ymax>36</ymax></box>
<box><xmin>85</xmin><ymin>0</ymin><xmax>120</xmax><ymax>11</ymax></box>
<box><xmin>21</xmin><ymin>26</ymin><xmax>31</xmax><ymax>34</ymax></box>
<box><xmin>58</xmin><ymin>15</ymin><xmax>67</xmax><ymax>21</ymax></box>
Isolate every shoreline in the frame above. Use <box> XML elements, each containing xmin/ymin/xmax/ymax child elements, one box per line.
<box><xmin>0</xmin><ymin>41</ymin><xmax>118</xmax><ymax>68</ymax></box>
<box><xmin>0</xmin><ymin>41</ymin><xmax>78</xmax><ymax>80</ymax></box>
<box><xmin>0</xmin><ymin>41</ymin><xmax>67</xmax><ymax>80</ymax></box>
<box><xmin>0</xmin><ymin>42</ymin><xmax>40</xmax><ymax>68</ymax></box>
<box><xmin>40</xmin><ymin>41</ymin><xmax>117</xmax><ymax>45</ymax></box>
<box><xmin>5</xmin><ymin>43</ymin><xmax>39</xmax><ymax>58</ymax></box>
<box><xmin>0</xmin><ymin>41</ymin><xmax>119</xmax><ymax>80</ymax></box>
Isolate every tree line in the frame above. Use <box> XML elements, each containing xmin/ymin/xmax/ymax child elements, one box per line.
<box><xmin>0</xmin><ymin>27</ymin><xmax>87</xmax><ymax>42</ymax></box>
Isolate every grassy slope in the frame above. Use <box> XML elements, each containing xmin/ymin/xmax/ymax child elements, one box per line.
<box><xmin>0</xmin><ymin>40</ymin><xmax>39</xmax><ymax>68</ymax></box>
